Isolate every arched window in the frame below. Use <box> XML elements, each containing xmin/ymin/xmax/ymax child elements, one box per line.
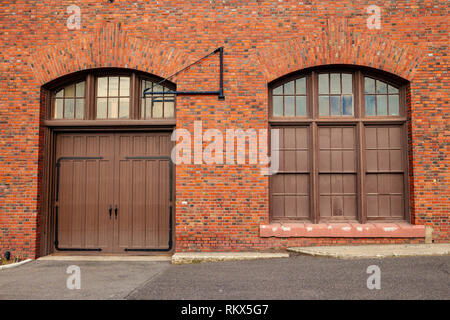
<box><xmin>48</xmin><ymin>70</ymin><xmax>175</xmax><ymax>121</ymax></box>
<box><xmin>269</xmin><ymin>67</ymin><xmax>408</xmax><ymax>223</ymax></box>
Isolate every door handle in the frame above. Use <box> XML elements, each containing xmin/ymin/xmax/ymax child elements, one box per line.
<box><xmin>114</xmin><ymin>205</ymin><xmax>118</xmax><ymax>219</ymax></box>
<box><xmin>109</xmin><ymin>205</ymin><xmax>112</xmax><ymax>219</ymax></box>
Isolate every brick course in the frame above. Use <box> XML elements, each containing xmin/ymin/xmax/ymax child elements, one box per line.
<box><xmin>0</xmin><ymin>0</ymin><xmax>448</xmax><ymax>258</ymax></box>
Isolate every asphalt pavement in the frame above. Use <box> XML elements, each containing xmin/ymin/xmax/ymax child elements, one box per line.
<box><xmin>0</xmin><ymin>255</ymin><xmax>448</xmax><ymax>300</ymax></box>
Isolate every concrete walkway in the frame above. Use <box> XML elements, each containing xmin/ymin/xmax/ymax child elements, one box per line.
<box><xmin>171</xmin><ymin>252</ymin><xmax>289</xmax><ymax>264</ymax></box>
<box><xmin>288</xmin><ymin>243</ymin><xmax>450</xmax><ymax>259</ymax></box>
<box><xmin>38</xmin><ymin>255</ymin><xmax>171</xmax><ymax>262</ymax></box>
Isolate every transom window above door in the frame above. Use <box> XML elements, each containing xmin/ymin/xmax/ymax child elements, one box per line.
<box><xmin>270</xmin><ymin>69</ymin><xmax>404</xmax><ymax>119</ymax></box>
<box><xmin>269</xmin><ymin>67</ymin><xmax>408</xmax><ymax>224</ymax></box>
<box><xmin>48</xmin><ymin>70</ymin><xmax>176</xmax><ymax>121</ymax></box>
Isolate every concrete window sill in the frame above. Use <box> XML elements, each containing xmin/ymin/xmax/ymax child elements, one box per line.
<box><xmin>259</xmin><ymin>222</ymin><xmax>425</xmax><ymax>238</ymax></box>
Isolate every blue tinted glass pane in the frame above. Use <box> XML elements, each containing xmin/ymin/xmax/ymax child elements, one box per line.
<box><xmin>365</xmin><ymin>95</ymin><xmax>376</xmax><ymax>116</ymax></box>
<box><xmin>330</xmin><ymin>96</ymin><xmax>340</xmax><ymax>115</ymax></box>
<box><xmin>342</xmin><ymin>95</ymin><xmax>353</xmax><ymax>115</ymax></box>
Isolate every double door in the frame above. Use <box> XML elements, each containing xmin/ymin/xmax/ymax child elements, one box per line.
<box><xmin>54</xmin><ymin>132</ymin><xmax>173</xmax><ymax>253</ymax></box>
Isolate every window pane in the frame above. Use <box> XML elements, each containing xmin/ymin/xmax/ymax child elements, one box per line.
<box><xmin>97</xmin><ymin>98</ymin><xmax>107</xmax><ymax>119</ymax></box>
<box><xmin>64</xmin><ymin>99</ymin><xmax>74</xmax><ymax>118</ymax></box>
<box><xmin>119</xmin><ymin>98</ymin><xmax>129</xmax><ymax>119</ymax></box>
<box><xmin>108</xmin><ymin>98</ymin><xmax>119</xmax><ymax>118</ymax></box>
<box><xmin>153</xmin><ymin>101</ymin><xmax>163</xmax><ymax>118</ymax></box>
<box><xmin>97</xmin><ymin>77</ymin><xmax>108</xmax><ymax>97</ymax></box>
<box><xmin>389</xmin><ymin>95</ymin><xmax>399</xmax><ymax>115</ymax></box>
<box><xmin>342</xmin><ymin>95</ymin><xmax>353</xmax><ymax>116</ymax></box>
<box><xmin>318</xmin><ymin>74</ymin><xmax>329</xmax><ymax>94</ymax></box>
<box><xmin>119</xmin><ymin>77</ymin><xmax>130</xmax><ymax>96</ymax></box>
<box><xmin>141</xmin><ymin>98</ymin><xmax>146</xmax><ymax>118</ymax></box>
<box><xmin>388</xmin><ymin>85</ymin><xmax>399</xmax><ymax>94</ymax></box>
<box><xmin>376</xmin><ymin>80</ymin><xmax>388</xmax><ymax>94</ymax></box>
<box><xmin>284</xmin><ymin>81</ymin><xmax>294</xmax><ymax>95</ymax></box>
<box><xmin>296</xmin><ymin>77</ymin><xmax>306</xmax><ymax>94</ymax></box>
<box><xmin>54</xmin><ymin>99</ymin><xmax>63</xmax><ymax>119</ymax></box>
<box><xmin>153</xmin><ymin>84</ymin><xmax>163</xmax><ymax>93</ymax></box>
<box><xmin>273</xmin><ymin>85</ymin><xmax>282</xmax><ymax>95</ymax></box>
<box><xmin>143</xmin><ymin>80</ymin><xmax>153</xmax><ymax>91</ymax></box>
<box><xmin>285</xmin><ymin>96</ymin><xmax>295</xmax><ymax>116</ymax></box>
<box><xmin>273</xmin><ymin>96</ymin><xmax>283</xmax><ymax>116</ymax></box>
<box><xmin>296</xmin><ymin>96</ymin><xmax>306</xmax><ymax>116</ymax></box>
<box><xmin>377</xmin><ymin>95</ymin><xmax>388</xmax><ymax>115</ymax></box>
<box><xmin>145</xmin><ymin>98</ymin><xmax>152</xmax><ymax>118</ymax></box>
<box><xmin>64</xmin><ymin>84</ymin><xmax>75</xmax><ymax>98</ymax></box>
<box><xmin>342</xmin><ymin>74</ymin><xmax>352</xmax><ymax>94</ymax></box>
<box><xmin>319</xmin><ymin>96</ymin><xmax>329</xmax><ymax>116</ymax></box>
<box><xmin>76</xmin><ymin>82</ymin><xmax>85</xmax><ymax>98</ymax></box>
<box><xmin>75</xmin><ymin>100</ymin><xmax>84</xmax><ymax>119</ymax></box>
<box><xmin>330</xmin><ymin>73</ymin><xmax>341</xmax><ymax>94</ymax></box>
<box><xmin>330</xmin><ymin>96</ymin><xmax>340</xmax><ymax>115</ymax></box>
<box><xmin>108</xmin><ymin>77</ymin><xmax>119</xmax><ymax>96</ymax></box>
<box><xmin>164</xmin><ymin>100</ymin><xmax>175</xmax><ymax>118</ymax></box>
<box><xmin>365</xmin><ymin>95</ymin><xmax>376</xmax><ymax>116</ymax></box>
<box><xmin>56</xmin><ymin>89</ymin><xmax>64</xmax><ymax>98</ymax></box>
<box><xmin>364</xmin><ymin>77</ymin><xmax>375</xmax><ymax>94</ymax></box>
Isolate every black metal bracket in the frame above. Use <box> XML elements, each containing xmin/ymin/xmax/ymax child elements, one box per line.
<box><xmin>123</xmin><ymin>156</ymin><xmax>173</xmax><ymax>252</ymax></box>
<box><xmin>143</xmin><ymin>47</ymin><xmax>225</xmax><ymax>101</ymax></box>
<box><xmin>54</xmin><ymin>156</ymin><xmax>104</xmax><ymax>252</ymax></box>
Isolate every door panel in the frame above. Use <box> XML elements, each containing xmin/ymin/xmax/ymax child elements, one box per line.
<box><xmin>115</xmin><ymin>132</ymin><xmax>172</xmax><ymax>251</ymax></box>
<box><xmin>55</xmin><ymin>133</ymin><xmax>114</xmax><ymax>251</ymax></box>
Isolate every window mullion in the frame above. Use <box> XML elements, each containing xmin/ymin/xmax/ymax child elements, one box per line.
<box><xmin>86</xmin><ymin>74</ymin><xmax>93</xmax><ymax>120</ymax></box>
<box><xmin>131</xmin><ymin>73</ymin><xmax>136</xmax><ymax>119</ymax></box>
<box><xmin>310</xmin><ymin>72</ymin><xmax>319</xmax><ymax>223</ymax></box>
<box><xmin>357</xmin><ymin>121</ymin><xmax>366</xmax><ymax>223</ymax></box>
<box><xmin>311</xmin><ymin>122</ymin><xmax>319</xmax><ymax>223</ymax></box>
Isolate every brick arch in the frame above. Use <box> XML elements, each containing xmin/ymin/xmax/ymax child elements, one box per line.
<box><xmin>256</xmin><ymin>18</ymin><xmax>425</xmax><ymax>83</ymax></box>
<box><xmin>27</xmin><ymin>22</ymin><xmax>192</xmax><ymax>85</ymax></box>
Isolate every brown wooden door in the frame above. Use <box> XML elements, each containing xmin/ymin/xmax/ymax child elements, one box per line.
<box><xmin>114</xmin><ymin>132</ymin><xmax>172</xmax><ymax>252</ymax></box>
<box><xmin>55</xmin><ymin>133</ymin><xmax>115</xmax><ymax>252</ymax></box>
<box><xmin>54</xmin><ymin>132</ymin><xmax>172</xmax><ymax>254</ymax></box>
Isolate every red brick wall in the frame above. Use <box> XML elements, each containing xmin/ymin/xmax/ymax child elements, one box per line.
<box><xmin>0</xmin><ymin>1</ymin><xmax>448</xmax><ymax>258</ymax></box>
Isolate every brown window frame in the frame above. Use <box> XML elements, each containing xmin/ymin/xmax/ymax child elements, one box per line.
<box><xmin>269</xmin><ymin>66</ymin><xmax>409</xmax><ymax>224</ymax></box>
<box><xmin>44</xmin><ymin>68</ymin><xmax>176</xmax><ymax>123</ymax></box>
